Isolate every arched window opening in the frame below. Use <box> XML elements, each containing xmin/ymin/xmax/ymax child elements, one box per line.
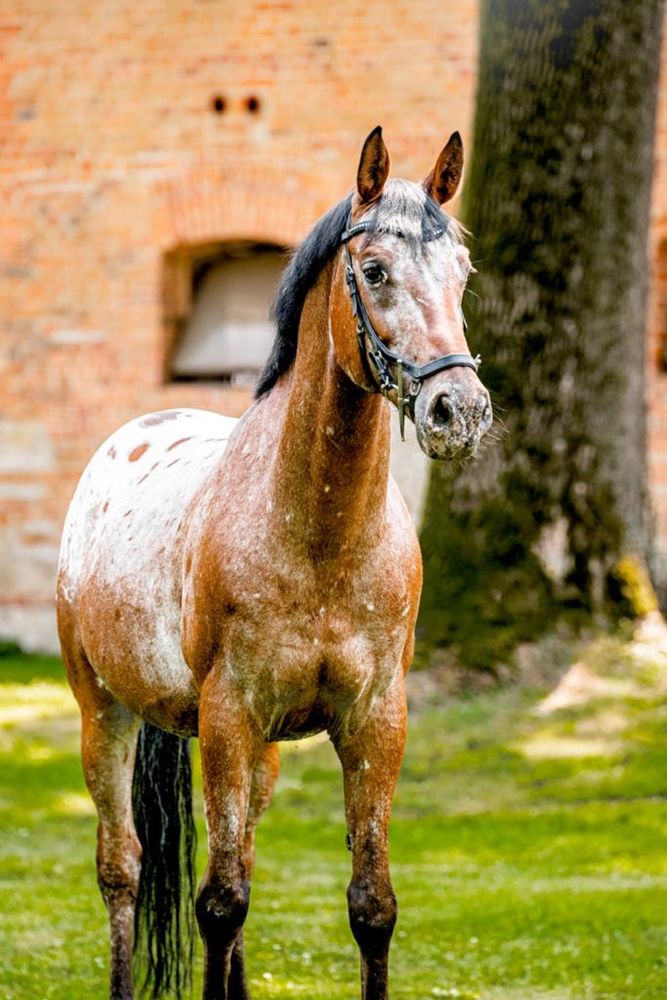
<box><xmin>165</xmin><ymin>241</ymin><xmax>287</xmax><ymax>386</ymax></box>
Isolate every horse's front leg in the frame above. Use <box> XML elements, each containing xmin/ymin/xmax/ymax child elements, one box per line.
<box><xmin>228</xmin><ymin>742</ymin><xmax>281</xmax><ymax>999</ymax></box>
<box><xmin>333</xmin><ymin>678</ymin><xmax>407</xmax><ymax>1000</ymax></box>
<box><xmin>196</xmin><ymin>669</ymin><xmax>263</xmax><ymax>1000</ymax></box>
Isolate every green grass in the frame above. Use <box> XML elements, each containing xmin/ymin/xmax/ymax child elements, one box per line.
<box><xmin>1</xmin><ymin>633</ymin><xmax>666</xmax><ymax>999</ymax></box>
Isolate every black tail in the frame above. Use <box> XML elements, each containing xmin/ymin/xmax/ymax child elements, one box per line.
<box><xmin>132</xmin><ymin>722</ymin><xmax>197</xmax><ymax>999</ymax></box>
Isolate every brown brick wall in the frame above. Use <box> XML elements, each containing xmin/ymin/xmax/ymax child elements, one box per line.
<box><xmin>0</xmin><ymin>0</ymin><xmax>479</xmax><ymax>649</ymax></box>
<box><xmin>0</xmin><ymin>0</ymin><xmax>665</xmax><ymax>649</ymax></box>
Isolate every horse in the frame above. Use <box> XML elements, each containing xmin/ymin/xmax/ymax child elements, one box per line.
<box><xmin>56</xmin><ymin>126</ymin><xmax>492</xmax><ymax>1000</ymax></box>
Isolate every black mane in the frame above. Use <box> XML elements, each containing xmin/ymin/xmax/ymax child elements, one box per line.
<box><xmin>254</xmin><ymin>195</ymin><xmax>352</xmax><ymax>398</ymax></box>
<box><xmin>254</xmin><ymin>184</ymin><xmax>460</xmax><ymax>399</ymax></box>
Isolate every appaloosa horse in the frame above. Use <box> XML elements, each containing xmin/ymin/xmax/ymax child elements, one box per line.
<box><xmin>57</xmin><ymin>127</ymin><xmax>492</xmax><ymax>1000</ymax></box>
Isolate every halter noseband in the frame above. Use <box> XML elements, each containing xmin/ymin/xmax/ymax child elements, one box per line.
<box><xmin>341</xmin><ymin>216</ymin><xmax>480</xmax><ymax>440</ymax></box>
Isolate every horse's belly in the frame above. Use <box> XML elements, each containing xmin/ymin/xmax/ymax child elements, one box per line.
<box><xmin>58</xmin><ymin>408</ymin><xmax>237</xmax><ymax>733</ymax></box>
<box><xmin>79</xmin><ymin>567</ymin><xmax>199</xmax><ymax>735</ymax></box>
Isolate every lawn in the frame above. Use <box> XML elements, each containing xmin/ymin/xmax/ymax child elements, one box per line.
<box><xmin>0</xmin><ymin>626</ymin><xmax>666</xmax><ymax>1000</ymax></box>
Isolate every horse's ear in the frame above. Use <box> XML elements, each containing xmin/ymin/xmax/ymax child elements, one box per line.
<box><xmin>423</xmin><ymin>131</ymin><xmax>464</xmax><ymax>205</ymax></box>
<box><xmin>357</xmin><ymin>126</ymin><xmax>390</xmax><ymax>203</ymax></box>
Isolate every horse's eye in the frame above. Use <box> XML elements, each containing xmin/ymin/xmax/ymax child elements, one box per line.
<box><xmin>362</xmin><ymin>263</ymin><xmax>387</xmax><ymax>287</ymax></box>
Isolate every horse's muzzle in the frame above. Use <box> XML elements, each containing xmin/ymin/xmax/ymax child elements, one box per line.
<box><xmin>413</xmin><ymin>371</ymin><xmax>492</xmax><ymax>460</ymax></box>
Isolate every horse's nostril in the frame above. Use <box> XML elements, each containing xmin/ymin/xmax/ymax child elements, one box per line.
<box><xmin>432</xmin><ymin>395</ymin><xmax>452</xmax><ymax>428</ymax></box>
<box><xmin>481</xmin><ymin>399</ymin><xmax>493</xmax><ymax>430</ymax></box>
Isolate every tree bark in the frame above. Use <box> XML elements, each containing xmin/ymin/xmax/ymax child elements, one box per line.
<box><xmin>418</xmin><ymin>0</ymin><xmax>664</xmax><ymax>671</ymax></box>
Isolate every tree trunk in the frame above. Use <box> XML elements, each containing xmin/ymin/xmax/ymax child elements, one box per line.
<box><xmin>418</xmin><ymin>0</ymin><xmax>664</xmax><ymax>671</ymax></box>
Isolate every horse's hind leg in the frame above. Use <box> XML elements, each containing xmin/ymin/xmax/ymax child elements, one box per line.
<box><xmin>228</xmin><ymin>743</ymin><xmax>281</xmax><ymax>999</ymax></box>
<box><xmin>63</xmin><ymin>640</ymin><xmax>141</xmax><ymax>1000</ymax></box>
<box><xmin>333</xmin><ymin>680</ymin><xmax>407</xmax><ymax>1000</ymax></box>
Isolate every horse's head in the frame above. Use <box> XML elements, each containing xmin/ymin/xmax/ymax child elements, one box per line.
<box><xmin>332</xmin><ymin>127</ymin><xmax>492</xmax><ymax>461</ymax></box>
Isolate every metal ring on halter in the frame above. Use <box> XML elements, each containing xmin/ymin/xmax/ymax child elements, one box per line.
<box><xmin>341</xmin><ymin>214</ymin><xmax>481</xmax><ymax>440</ymax></box>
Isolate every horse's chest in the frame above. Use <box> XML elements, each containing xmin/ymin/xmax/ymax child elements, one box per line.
<box><xmin>221</xmin><ymin>577</ymin><xmax>410</xmax><ymax>738</ymax></box>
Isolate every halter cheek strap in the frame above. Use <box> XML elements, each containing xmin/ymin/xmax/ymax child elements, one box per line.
<box><xmin>340</xmin><ymin>216</ymin><xmax>481</xmax><ymax>440</ymax></box>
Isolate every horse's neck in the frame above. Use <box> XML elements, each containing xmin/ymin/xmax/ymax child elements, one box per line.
<box><xmin>272</xmin><ymin>264</ymin><xmax>390</xmax><ymax>558</ymax></box>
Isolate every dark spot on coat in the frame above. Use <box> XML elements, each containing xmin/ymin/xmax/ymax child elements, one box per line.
<box><xmin>139</xmin><ymin>411</ymin><xmax>181</xmax><ymax>427</ymax></box>
<box><xmin>107</xmin><ymin>446</ymin><xmax>117</xmax><ymax>459</ymax></box>
<box><xmin>129</xmin><ymin>443</ymin><xmax>149</xmax><ymax>462</ymax></box>
<box><xmin>167</xmin><ymin>436</ymin><xmax>193</xmax><ymax>451</ymax></box>
<box><xmin>167</xmin><ymin>458</ymin><xmax>180</xmax><ymax>467</ymax></box>
<box><xmin>102</xmin><ymin>500</ymin><xmax>109</xmax><ymax>513</ymax></box>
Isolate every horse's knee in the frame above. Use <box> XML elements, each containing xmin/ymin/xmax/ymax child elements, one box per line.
<box><xmin>347</xmin><ymin>879</ymin><xmax>397</xmax><ymax>955</ymax></box>
<box><xmin>96</xmin><ymin>825</ymin><xmax>142</xmax><ymax>907</ymax></box>
<box><xmin>196</xmin><ymin>875</ymin><xmax>250</xmax><ymax>944</ymax></box>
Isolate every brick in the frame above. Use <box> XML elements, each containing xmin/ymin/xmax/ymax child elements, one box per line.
<box><xmin>0</xmin><ymin>422</ymin><xmax>56</xmax><ymax>474</ymax></box>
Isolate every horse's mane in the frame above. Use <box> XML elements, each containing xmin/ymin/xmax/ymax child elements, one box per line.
<box><xmin>255</xmin><ymin>195</ymin><xmax>352</xmax><ymax>399</ymax></box>
<box><xmin>254</xmin><ymin>184</ymin><xmax>462</xmax><ymax>399</ymax></box>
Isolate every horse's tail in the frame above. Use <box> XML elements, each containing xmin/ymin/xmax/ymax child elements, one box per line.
<box><xmin>132</xmin><ymin>722</ymin><xmax>197</xmax><ymax>999</ymax></box>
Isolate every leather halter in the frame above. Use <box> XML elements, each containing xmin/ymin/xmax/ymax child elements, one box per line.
<box><xmin>341</xmin><ymin>216</ymin><xmax>481</xmax><ymax>440</ymax></box>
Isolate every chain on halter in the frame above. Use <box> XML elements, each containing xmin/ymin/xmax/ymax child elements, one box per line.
<box><xmin>341</xmin><ymin>215</ymin><xmax>481</xmax><ymax>440</ymax></box>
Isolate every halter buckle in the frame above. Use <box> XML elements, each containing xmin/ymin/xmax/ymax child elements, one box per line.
<box><xmin>396</xmin><ymin>361</ymin><xmax>406</xmax><ymax>441</ymax></box>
